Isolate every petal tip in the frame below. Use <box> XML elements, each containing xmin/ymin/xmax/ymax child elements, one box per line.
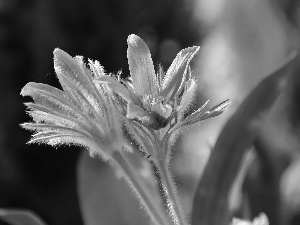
<box><xmin>53</xmin><ymin>48</ymin><xmax>65</xmax><ymax>59</ymax></box>
<box><xmin>20</xmin><ymin>85</ymin><xmax>28</xmax><ymax>96</ymax></box>
<box><xmin>127</xmin><ymin>34</ymin><xmax>149</xmax><ymax>52</ymax></box>
<box><xmin>53</xmin><ymin>48</ymin><xmax>72</xmax><ymax>68</ymax></box>
<box><xmin>194</xmin><ymin>46</ymin><xmax>201</xmax><ymax>53</ymax></box>
<box><xmin>185</xmin><ymin>46</ymin><xmax>200</xmax><ymax>56</ymax></box>
<box><xmin>127</xmin><ymin>34</ymin><xmax>141</xmax><ymax>47</ymax></box>
<box><xmin>20</xmin><ymin>82</ymin><xmax>34</xmax><ymax>96</ymax></box>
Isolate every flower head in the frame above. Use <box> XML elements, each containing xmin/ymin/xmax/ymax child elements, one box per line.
<box><xmin>20</xmin><ymin>36</ymin><xmax>230</xmax><ymax>225</ymax></box>
<box><xmin>97</xmin><ymin>34</ymin><xmax>229</xmax><ymax>132</ymax></box>
<box><xmin>93</xmin><ymin>34</ymin><xmax>229</xmax><ymax>162</ymax></box>
<box><xmin>21</xmin><ymin>35</ymin><xmax>229</xmax><ymax>163</ymax></box>
<box><xmin>21</xmin><ymin>49</ymin><xmax>125</xmax><ymax>159</ymax></box>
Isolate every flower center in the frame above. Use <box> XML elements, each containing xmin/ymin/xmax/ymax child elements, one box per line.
<box><xmin>150</xmin><ymin>100</ymin><xmax>172</xmax><ymax>120</ymax></box>
<box><xmin>142</xmin><ymin>95</ymin><xmax>173</xmax><ymax>128</ymax></box>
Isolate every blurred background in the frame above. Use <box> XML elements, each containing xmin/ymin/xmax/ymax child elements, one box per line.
<box><xmin>1</xmin><ymin>0</ymin><xmax>300</xmax><ymax>225</ymax></box>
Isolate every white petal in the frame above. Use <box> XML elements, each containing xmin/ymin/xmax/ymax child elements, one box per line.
<box><xmin>127</xmin><ymin>34</ymin><xmax>158</xmax><ymax>96</ymax></box>
<box><xmin>161</xmin><ymin>46</ymin><xmax>200</xmax><ymax>101</ymax></box>
<box><xmin>95</xmin><ymin>76</ymin><xmax>132</xmax><ymax>102</ymax></box>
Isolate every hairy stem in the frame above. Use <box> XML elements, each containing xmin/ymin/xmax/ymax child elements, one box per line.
<box><xmin>112</xmin><ymin>151</ymin><xmax>169</xmax><ymax>225</ymax></box>
<box><xmin>152</xmin><ymin>160</ymin><xmax>188</xmax><ymax>225</ymax></box>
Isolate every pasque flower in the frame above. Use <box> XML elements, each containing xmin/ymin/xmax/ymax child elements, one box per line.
<box><xmin>96</xmin><ymin>34</ymin><xmax>229</xmax><ymax>162</ymax></box>
<box><xmin>21</xmin><ymin>34</ymin><xmax>229</xmax><ymax>225</ymax></box>
<box><xmin>21</xmin><ymin>49</ymin><xmax>125</xmax><ymax>159</ymax></box>
<box><xmin>97</xmin><ymin>35</ymin><xmax>228</xmax><ymax>131</ymax></box>
<box><xmin>95</xmin><ymin>34</ymin><xmax>229</xmax><ymax>225</ymax></box>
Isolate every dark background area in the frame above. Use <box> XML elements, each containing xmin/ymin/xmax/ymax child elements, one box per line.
<box><xmin>0</xmin><ymin>1</ymin><xmax>200</xmax><ymax>225</ymax></box>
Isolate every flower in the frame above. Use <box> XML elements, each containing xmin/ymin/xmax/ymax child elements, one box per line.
<box><xmin>21</xmin><ymin>49</ymin><xmax>125</xmax><ymax>159</ymax></box>
<box><xmin>95</xmin><ymin>34</ymin><xmax>229</xmax><ymax>161</ymax></box>
<box><xmin>95</xmin><ymin>34</ymin><xmax>195</xmax><ymax>129</ymax></box>
<box><xmin>21</xmin><ymin>34</ymin><xmax>229</xmax><ymax>162</ymax></box>
<box><xmin>97</xmin><ymin>34</ymin><xmax>229</xmax><ymax>132</ymax></box>
<box><xmin>20</xmin><ymin>35</ymin><xmax>231</xmax><ymax>225</ymax></box>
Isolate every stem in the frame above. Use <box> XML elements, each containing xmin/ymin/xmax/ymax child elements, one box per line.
<box><xmin>152</xmin><ymin>160</ymin><xmax>188</xmax><ymax>225</ymax></box>
<box><xmin>112</xmin><ymin>151</ymin><xmax>169</xmax><ymax>225</ymax></box>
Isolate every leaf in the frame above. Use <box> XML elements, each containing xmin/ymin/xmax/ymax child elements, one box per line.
<box><xmin>77</xmin><ymin>151</ymin><xmax>160</xmax><ymax>225</ymax></box>
<box><xmin>191</xmin><ymin>52</ymin><xmax>297</xmax><ymax>225</ymax></box>
<box><xmin>0</xmin><ymin>209</ymin><xmax>45</xmax><ymax>225</ymax></box>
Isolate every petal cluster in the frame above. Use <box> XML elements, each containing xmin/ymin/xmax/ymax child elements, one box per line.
<box><xmin>97</xmin><ymin>34</ymin><xmax>229</xmax><ymax>133</ymax></box>
<box><xmin>94</xmin><ymin>34</ymin><xmax>229</xmax><ymax>161</ymax></box>
<box><xmin>21</xmin><ymin>49</ymin><xmax>124</xmax><ymax>159</ymax></box>
<box><xmin>21</xmin><ymin>34</ymin><xmax>229</xmax><ymax>163</ymax></box>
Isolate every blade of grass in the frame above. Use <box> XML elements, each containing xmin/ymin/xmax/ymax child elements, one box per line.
<box><xmin>244</xmin><ymin>115</ymin><xmax>295</xmax><ymax>225</ymax></box>
<box><xmin>0</xmin><ymin>209</ymin><xmax>46</xmax><ymax>225</ymax></box>
<box><xmin>191</xmin><ymin>52</ymin><xmax>297</xmax><ymax>225</ymax></box>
